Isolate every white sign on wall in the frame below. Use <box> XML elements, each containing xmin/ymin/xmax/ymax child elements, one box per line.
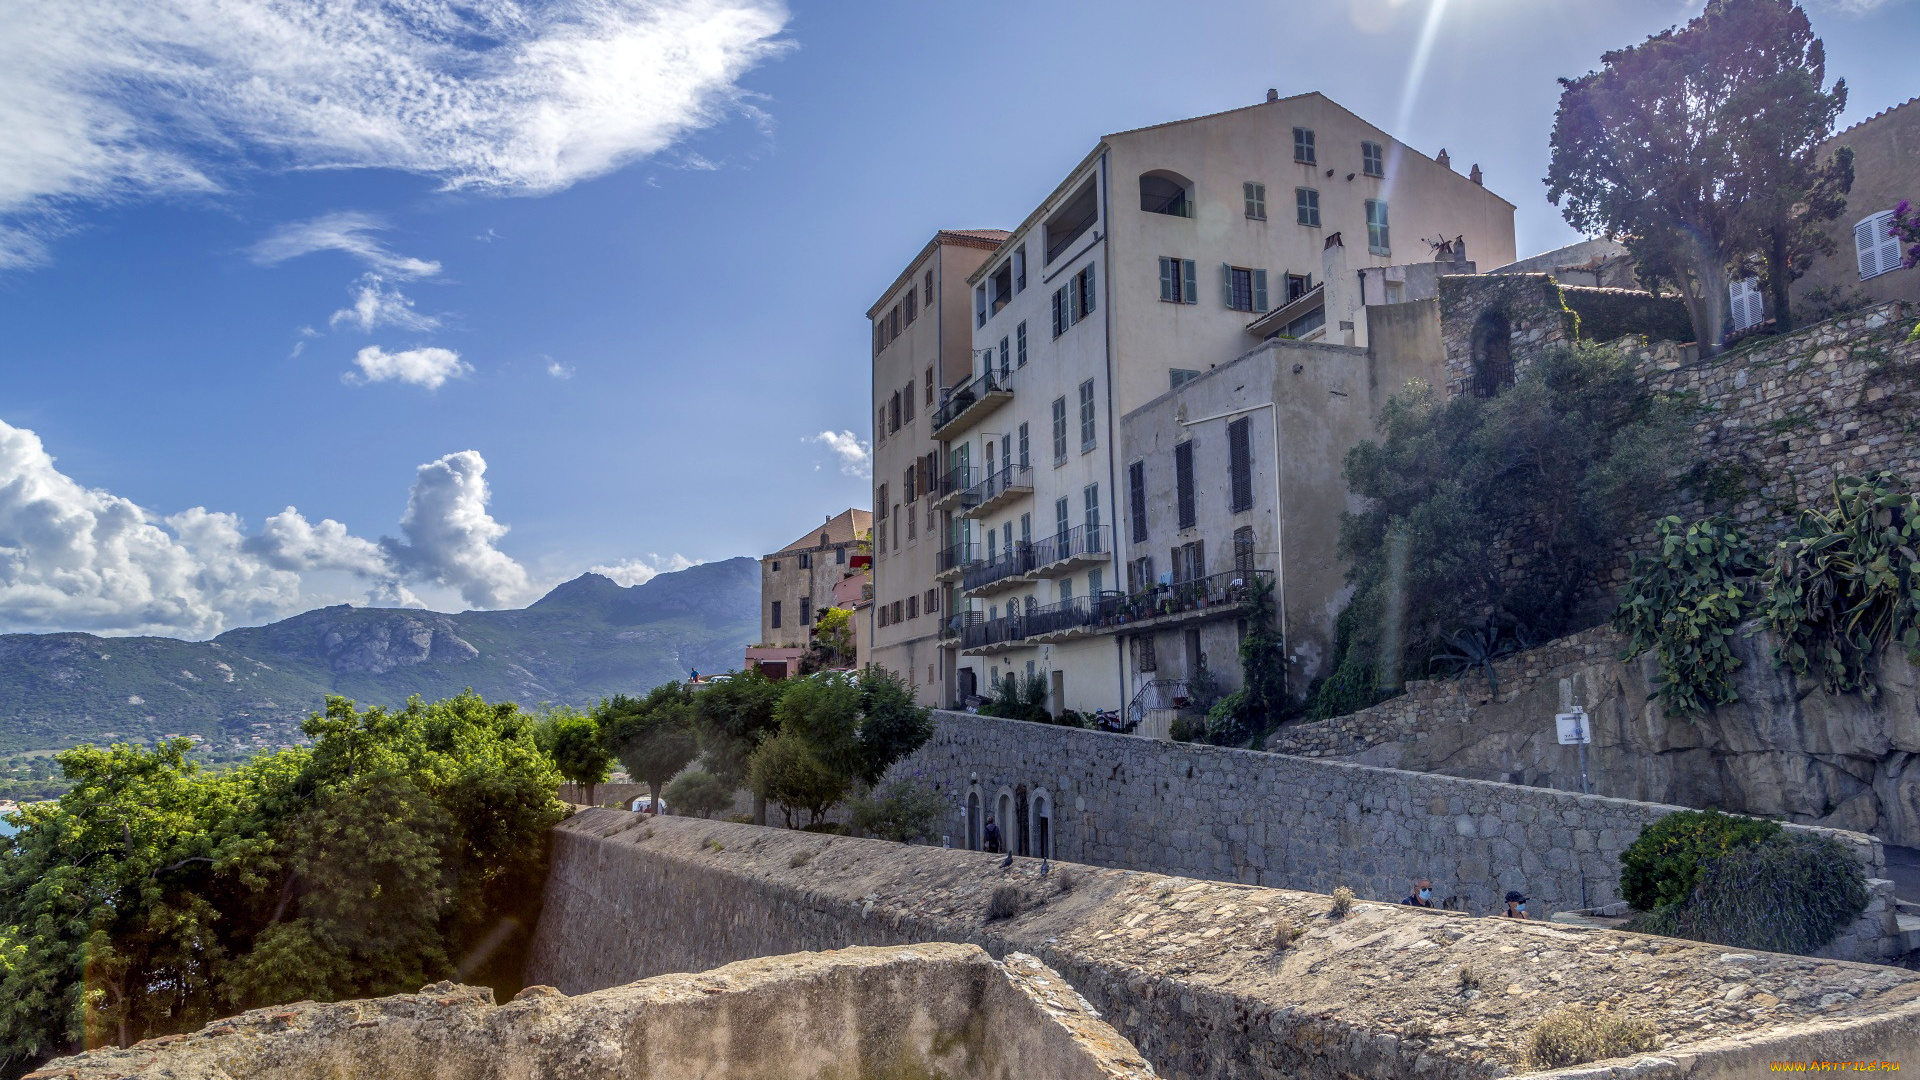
<box><xmin>1555</xmin><ymin>708</ymin><xmax>1591</xmax><ymax>746</ymax></box>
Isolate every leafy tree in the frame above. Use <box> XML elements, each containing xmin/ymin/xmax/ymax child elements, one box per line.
<box><xmin>747</xmin><ymin>731</ymin><xmax>847</xmax><ymax>827</ymax></box>
<box><xmin>1308</xmin><ymin>345</ymin><xmax>1687</xmax><ymax>718</ymax></box>
<box><xmin>849</xmin><ymin>777</ymin><xmax>944</xmax><ymax>843</ymax></box>
<box><xmin>1546</xmin><ymin>0</ymin><xmax>1847</xmax><ymax>353</ymax></box>
<box><xmin>596</xmin><ymin>684</ymin><xmax>699</xmax><ymax>813</ymax></box>
<box><xmin>0</xmin><ymin>693</ymin><xmax>562</xmax><ymax>1078</ymax></box>
<box><xmin>662</xmin><ymin>770</ymin><xmax>735</xmax><ymax>820</ymax></box>
<box><xmin>798</xmin><ymin>606</ymin><xmax>856</xmax><ymax>674</ymax></box>
<box><xmin>851</xmin><ymin>666</ymin><xmax>935</xmax><ymax>787</ymax></box>
<box><xmin>691</xmin><ymin>669</ymin><xmax>786</xmax><ymax>824</ymax></box>
<box><xmin>742</xmin><ymin>669</ymin><xmax>932</xmax><ymax>827</ymax></box>
<box><xmin>1202</xmin><ymin>578</ymin><xmax>1287</xmax><ymax>744</ymax></box>
<box><xmin>534</xmin><ymin>707</ymin><xmax>610</xmax><ymax>806</ymax></box>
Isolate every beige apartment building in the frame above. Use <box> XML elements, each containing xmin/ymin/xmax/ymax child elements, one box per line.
<box><xmin>867</xmin><ymin>230</ymin><xmax>1010</xmax><ymax>706</ymax></box>
<box><xmin>928</xmin><ymin>90</ymin><xmax>1516</xmax><ymax>717</ymax></box>
<box><xmin>1786</xmin><ymin>96</ymin><xmax>1919</xmax><ymax>316</ymax></box>
<box><xmin>756</xmin><ymin>508</ymin><xmax>871</xmax><ymax>657</ymax></box>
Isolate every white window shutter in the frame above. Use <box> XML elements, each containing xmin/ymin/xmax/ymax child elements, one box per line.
<box><xmin>1182</xmin><ymin>259</ymin><xmax>1198</xmax><ymax>303</ymax></box>
<box><xmin>1874</xmin><ymin>212</ymin><xmax>1903</xmax><ymax>278</ymax></box>
<box><xmin>1221</xmin><ymin>263</ymin><xmax>1233</xmax><ymax>308</ymax></box>
<box><xmin>1159</xmin><ymin>257</ymin><xmax>1174</xmax><ymax>301</ymax></box>
<box><xmin>1253</xmin><ymin>269</ymin><xmax>1270</xmax><ymax>313</ymax></box>
<box><xmin>1857</xmin><ymin>217</ymin><xmax>1881</xmax><ymax>279</ymax></box>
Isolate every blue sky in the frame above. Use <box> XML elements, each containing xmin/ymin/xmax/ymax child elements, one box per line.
<box><xmin>0</xmin><ymin>0</ymin><xmax>1912</xmax><ymax>637</ymax></box>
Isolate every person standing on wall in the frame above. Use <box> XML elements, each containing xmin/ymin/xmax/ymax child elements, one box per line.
<box><xmin>983</xmin><ymin>815</ymin><xmax>1001</xmax><ymax>854</ymax></box>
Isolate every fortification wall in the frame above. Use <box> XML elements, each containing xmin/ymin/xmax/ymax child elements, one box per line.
<box><xmin>896</xmin><ymin>711</ymin><xmax>1899</xmax><ymax>962</ymax></box>
<box><xmin>526</xmin><ymin>811</ymin><xmax>1920</xmax><ymax>1080</ymax></box>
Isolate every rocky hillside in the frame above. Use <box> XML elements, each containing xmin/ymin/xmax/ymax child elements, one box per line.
<box><xmin>0</xmin><ymin>558</ymin><xmax>759</xmax><ymax>754</ymax></box>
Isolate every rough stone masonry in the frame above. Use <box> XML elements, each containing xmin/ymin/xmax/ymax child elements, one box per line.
<box><xmin>526</xmin><ymin>811</ymin><xmax>1920</xmax><ymax>1080</ymax></box>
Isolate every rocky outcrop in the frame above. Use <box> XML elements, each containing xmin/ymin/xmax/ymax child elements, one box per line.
<box><xmin>1269</xmin><ymin>624</ymin><xmax>1920</xmax><ymax>846</ymax></box>
<box><xmin>33</xmin><ymin>943</ymin><xmax>1152</xmax><ymax>1080</ymax></box>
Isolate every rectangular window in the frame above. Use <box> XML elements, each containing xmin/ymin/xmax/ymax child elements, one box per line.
<box><xmin>1016</xmin><ymin>321</ymin><xmax>1027</xmax><ymax>366</ymax></box>
<box><xmin>1244</xmin><ymin>181</ymin><xmax>1267</xmax><ymax>220</ymax></box>
<box><xmin>889</xmin><ymin>391</ymin><xmax>902</xmax><ymax>432</ymax></box>
<box><xmin>1286</xmin><ymin>273</ymin><xmax>1312</xmax><ymax>302</ymax></box>
<box><xmin>1366</xmin><ymin>199</ymin><xmax>1390</xmax><ymax>255</ymax></box>
<box><xmin>1083</xmin><ymin>482</ymin><xmax>1100</xmax><ymax>533</ymax></box>
<box><xmin>1174</xmin><ymin>440</ymin><xmax>1196</xmax><ymax>530</ymax></box>
<box><xmin>1228</xmin><ymin>416</ymin><xmax>1253</xmax><ymax>512</ymax></box>
<box><xmin>1362</xmin><ymin>140</ymin><xmax>1385</xmax><ymax>178</ymax></box>
<box><xmin>904</xmin><ymin>465</ymin><xmax>917</xmax><ymax>504</ymax></box>
<box><xmin>975</xmin><ymin>283</ymin><xmax>987</xmax><ymax>328</ymax></box>
<box><xmin>1019</xmin><ymin>512</ymin><xmax>1031</xmax><ymax>546</ymax></box>
<box><xmin>1051</xmin><ymin>285</ymin><xmax>1067</xmax><ymax>337</ymax></box>
<box><xmin>1075</xmin><ymin>264</ymin><xmax>1096</xmax><ymax>319</ymax></box>
<box><xmin>1222</xmin><ymin>266</ymin><xmax>1269</xmax><ymax>312</ymax></box>
<box><xmin>1078</xmin><ymin>379</ymin><xmax>1097</xmax><ymax>452</ymax></box>
<box><xmin>925</xmin><ymin>367</ymin><xmax>934</xmax><ymax>405</ymax></box>
<box><xmin>903</xmin><ymin>381</ymin><xmax>915</xmax><ymax>423</ymax></box>
<box><xmin>1088</xmin><ymin>567</ymin><xmax>1103</xmax><ymax>596</ymax></box>
<box><xmin>799</xmin><ymin>551</ymin><xmax>813</xmax><ymax>569</ymax></box>
<box><xmin>908</xmin><ymin>595</ymin><xmax>918</xmax><ymax>619</ymax></box>
<box><xmin>1051</xmin><ymin>397</ymin><xmax>1068</xmax><ymax>464</ymax></box>
<box><xmin>1169</xmin><ymin>368</ymin><xmax>1200</xmax><ymax>389</ymax></box>
<box><xmin>1017</xmin><ymin>422</ymin><xmax>1030</xmax><ymax>468</ymax></box>
<box><xmin>1012</xmin><ymin>247</ymin><xmax>1027</xmax><ymax>292</ymax></box>
<box><xmin>771</xmin><ymin>600</ymin><xmax>782</xmax><ymax>629</ymax></box>
<box><xmin>1135</xmin><ymin>634</ymin><xmax>1157</xmax><ymax>671</ymax></box>
<box><xmin>1157</xmin><ymin>257</ymin><xmax>1197</xmax><ymax>303</ymax></box>
<box><xmin>1293</xmin><ymin>126</ymin><xmax>1315</xmax><ymax>164</ymax></box>
<box><xmin>1055</xmin><ymin>497</ymin><xmax>1070</xmax><ymax>540</ymax></box>
<box><xmin>924</xmin><ymin>269</ymin><xmax>934</xmax><ymax>306</ymax></box>
<box><xmin>1128</xmin><ymin>461</ymin><xmax>1147</xmax><ymax>544</ymax></box>
<box><xmin>799</xmin><ymin>597</ymin><xmax>812</xmax><ymax>624</ymax></box>
<box><xmin>1234</xmin><ymin>526</ymin><xmax>1256</xmax><ymax>576</ymax></box>
<box><xmin>1296</xmin><ymin>187</ymin><xmax>1320</xmax><ymax>227</ymax></box>
<box><xmin>1128</xmin><ymin>556</ymin><xmax>1155</xmax><ymax>593</ymax></box>
<box><xmin>1059</xmin><ymin>578</ymin><xmax>1073</xmax><ymax>603</ymax></box>
<box><xmin>905</xmin><ymin>288</ymin><xmax>917</xmax><ymax>324</ymax></box>
<box><xmin>998</xmin><ymin>336</ymin><xmax>1010</xmax><ymax>378</ymax></box>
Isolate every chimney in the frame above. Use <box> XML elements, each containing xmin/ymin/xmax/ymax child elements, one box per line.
<box><xmin>1469</xmin><ymin>163</ymin><xmax>1484</xmax><ymax>186</ymax></box>
<box><xmin>1265</xmin><ymin>88</ymin><xmax>1279</xmax><ymax>103</ymax></box>
<box><xmin>1435</xmin><ymin>148</ymin><xmax>1451</xmax><ymax>170</ymax></box>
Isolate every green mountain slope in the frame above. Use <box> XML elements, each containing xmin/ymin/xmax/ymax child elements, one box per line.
<box><xmin>0</xmin><ymin>557</ymin><xmax>760</xmax><ymax>754</ymax></box>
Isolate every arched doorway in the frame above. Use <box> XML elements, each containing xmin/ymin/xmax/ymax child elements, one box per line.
<box><xmin>967</xmin><ymin>791</ymin><xmax>982</xmax><ymax>851</ymax></box>
<box><xmin>1470</xmin><ymin>310</ymin><xmax>1513</xmax><ymax>398</ymax></box>
<box><xmin>995</xmin><ymin>788</ymin><xmax>1015</xmax><ymax>854</ymax></box>
<box><xmin>1013</xmin><ymin>785</ymin><xmax>1031</xmax><ymax>857</ymax></box>
<box><xmin>1030</xmin><ymin>789</ymin><xmax>1053</xmax><ymax>861</ymax></box>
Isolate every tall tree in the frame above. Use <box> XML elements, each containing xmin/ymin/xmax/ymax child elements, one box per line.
<box><xmin>1546</xmin><ymin>0</ymin><xmax>1846</xmax><ymax>353</ymax></box>
<box><xmin>534</xmin><ymin>707</ymin><xmax>611</xmax><ymax>807</ymax></box>
<box><xmin>692</xmin><ymin>670</ymin><xmax>785</xmax><ymax>825</ymax></box>
<box><xmin>597</xmin><ymin>685</ymin><xmax>699</xmax><ymax>814</ymax></box>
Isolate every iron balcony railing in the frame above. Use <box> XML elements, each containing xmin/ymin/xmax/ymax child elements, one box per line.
<box><xmin>1128</xmin><ymin>678</ymin><xmax>1193</xmax><ymax>725</ymax></box>
<box><xmin>936</xmin><ymin>541</ymin><xmax>975</xmax><ymax>576</ymax></box>
<box><xmin>1023</xmin><ymin>594</ymin><xmax>1100</xmax><ymax>638</ymax></box>
<box><xmin>962</xmin><ymin>463</ymin><xmax>1033</xmax><ymax>507</ymax></box>
<box><xmin>960</xmin><ymin>611</ymin><xmax>1025</xmax><ymax>651</ymax></box>
<box><xmin>940</xmin><ymin>609</ymin><xmax>982</xmax><ymax>641</ymax></box>
<box><xmin>931</xmin><ymin>368</ymin><xmax>1014</xmax><ymax>432</ymax></box>
<box><xmin>1029</xmin><ymin>524</ymin><xmax>1107</xmax><ymax>570</ymax></box>
<box><xmin>962</xmin><ymin>541</ymin><xmax>1033</xmax><ymax>593</ymax></box>
<box><xmin>1093</xmin><ymin>569</ymin><xmax>1273</xmax><ymax>630</ymax></box>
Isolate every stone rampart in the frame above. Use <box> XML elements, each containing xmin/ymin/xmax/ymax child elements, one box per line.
<box><xmin>526</xmin><ymin>811</ymin><xmax>1920</xmax><ymax>1080</ymax></box>
<box><xmin>898</xmin><ymin>711</ymin><xmax>1899</xmax><ymax>963</ymax></box>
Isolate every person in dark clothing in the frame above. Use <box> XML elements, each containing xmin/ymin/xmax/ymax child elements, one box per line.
<box><xmin>983</xmin><ymin>815</ymin><xmax>1002</xmax><ymax>854</ymax></box>
<box><xmin>1503</xmin><ymin>890</ymin><xmax>1531</xmax><ymax>919</ymax></box>
<box><xmin>1402</xmin><ymin>879</ymin><xmax>1435</xmax><ymax>908</ymax></box>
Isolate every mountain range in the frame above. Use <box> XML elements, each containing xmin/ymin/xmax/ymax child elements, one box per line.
<box><xmin>0</xmin><ymin>557</ymin><xmax>761</xmax><ymax>755</ymax></box>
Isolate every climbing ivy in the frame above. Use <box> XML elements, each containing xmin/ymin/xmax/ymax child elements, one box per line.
<box><xmin>1612</xmin><ymin>516</ymin><xmax>1763</xmax><ymax>716</ymax></box>
<box><xmin>1764</xmin><ymin>472</ymin><xmax>1920</xmax><ymax>698</ymax></box>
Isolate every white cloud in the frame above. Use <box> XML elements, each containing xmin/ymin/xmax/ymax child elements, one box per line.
<box><xmin>810</xmin><ymin>430</ymin><xmax>871</xmax><ymax>478</ymax></box>
<box><xmin>250</xmin><ymin>212</ymin><xmax>441</xmax><ymax>279</ymax></box>
<box><xmin>330</xmin><ymin>274</ymin><xmax>441</xmax><ymax>333</ymax></box>
<box><xmin>0</xmin><ymin>416</ymin><xmax>550</xmax><ymax>636</ymax></box>
<box><xmin>0</xmin><ymin>0</ymin><xmax>792</xmax><ymax>267</ymax></box>
<box><xmin>589</xmin><ymin>553</ymin><xmax>698</xmax><ymax>586</ymax></box>
<box><xmin>347</xmin><ymin>345</ymin><xmax>470</xmax><ymax>389</ymax></box>
<box><xmin>544</xmin><ymin>357</ymin><xmax>575</xmax><ymax>379</ymax></box>
<box><xmin>381</xmin><ymin>451</ymin><xmax>535</xmax><ymax>609</ymax></box>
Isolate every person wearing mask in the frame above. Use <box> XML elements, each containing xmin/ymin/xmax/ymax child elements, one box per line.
<box><xmin>1503</xmin><ymin>891</ymin><xmax>1531</xmax><ymax>919</ymax></box>
<box><xmin>1402</xmin><ymin>879</ymin><xmax>1435</xmax><ymax>908</ymax></box>
<box><xmin>983</xmin><ymin>815</ymin><xmax>1002</xmax><ymax>855</ymax></box>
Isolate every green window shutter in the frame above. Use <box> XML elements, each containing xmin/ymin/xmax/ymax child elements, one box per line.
<box><xmin>1253</xmin><ymin>269</ymin><xmax>1269</xmax><ymax>312</ymax></box>
<box><xmin>1159</xmin><ymin>257</ymin><xmax>1174</xmax><ymax>301</ymax></box>
<box><xmin>1221</xmin><ymin>263</ymin><xmax>1233</xmax><ymax>308</ymax></box>
<box><xmin>1182</xmin><ymin>259</ymin><xmax>1198</xmax><ymax>304</ymax></box>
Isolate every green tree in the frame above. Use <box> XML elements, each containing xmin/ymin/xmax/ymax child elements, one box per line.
<box><xmin>798</xmin><ymin>606</ymin><xmax>857</xmax><ymax>674</ymax></box>
<box><xmin>742</xmin><ymin>669</ymin><xmax>932</xmax><ymax>828</ymax></box>
<box><xmin>1546</xmin><ymin>0</ymin><xmax>1846</xmax><ymax>354</ymax></box>
<box><xmin>1309</xmin><ymin>345</ymin><xmax>1687</xmax><ymax>718</ymax></box>
<box><xmin>534</xmin><ymin>707</ymin><xmax>610</xmax><ymax>806</ymax></box>
<box><xmin>849</xmin><ymin>777</ymin><xmax>945</xmax><ymax>843</ymax></box>
<box><xmin>691</xmin><ymin>669</ymin><xmax>786</xmax><ymax>825</ymax></box>
<box><xmin>1203</xmin><ymin>578</ymin><xmax>1287</xmax><ymax>744</ymax></box>
<box><xmin>747</xmin><ymin>731</ymin><xmax>847</xmax><ymax>827</ymax></box>
<box><xmin>597</xmin><ymin>685</ymin><xmax>699</xmax><ymax>813</ymax></box>
<box><xmin>661</xmin><ymin>769</ymin><xmax>735</xmax><ymax>820</ymax></box>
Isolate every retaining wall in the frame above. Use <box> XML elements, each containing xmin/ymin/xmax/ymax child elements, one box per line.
<box><xmin>526</xmin><ymin>811</ymin><xmax>1920</xmax><ymax>1080</ymax></box>
<box><xmin>896</xmin><ymin>711</ymin><xmax>1900</xmax><ymax>962</ymax></box>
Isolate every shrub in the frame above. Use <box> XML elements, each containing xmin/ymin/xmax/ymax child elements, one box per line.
<box><xmin>1329</xmin><ymin>886</ymin><xmax>1355</xmax><ymax>917</ymax></box>
<box><xmin>662</xmin><ymin>769</ymin><xmax>735</xmax><ymax>820</ymax></box>
<box><xmin>1528</xmin><ymin>1006</ymin><xmax>1661</xmax><ymax>1069</ymax></box>
<box><xmin>985</xmin><ymin>885</ymin><xmax>1024</xmax><ymax>922</ymax></box>
<box><xmin>1168</xmin><ymin>713</ymin><xmax>1207</xmax><ymax>742</ymax></box>
<box><xmin>1619</xmin><ymin>809</ymin><xmax>1781</xmax><ymax>912</ymax></box>
<box><xmin>1635</xmin><ymin>833</ymin><xmax>1868</xmax><ymax>954</ymax></box>
<box><xmin>979</xmin><ymin>672</ymin><xmax>1052</xmax><ymax>724</ymax></box>
<box><xmin>787</xmin><ymin>849</ymin><xmax>813</xmax><ymax>868</ymax></box>
<box><xmin>1271</xmin><ymin>922</ymin><xmax>1302</xmax><ymax>950</ymax></box>
<box><xmin>1456</xmin><ymin>965</ymin><xmax>1482</xmax><ymax>993</ymax></box>
<box><xmin>1612</xmin><ymin>516</ymin><xmax>1763</xmax><ymax>717</ymax></box>
<box><xmin>848</xmin><ymin>777</ymin><xmax>944</xmax><ymax>843</ymax></box>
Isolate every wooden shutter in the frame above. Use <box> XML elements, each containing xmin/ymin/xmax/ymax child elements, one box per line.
<box><xmin>1857</xmin><ymin>216</ymin><xmax>1883</xmax><ymax>279</ymax></box>
<box><xmin>1159</xmin><ymin>257</ymin><xmax>1175</xmax><ymax>302</ymax></box>
<box><xmin>1252</xmin><ymin>270</ymin><xmax>1269</xmax><ymax>313</ymax></box>
<box><xmin>1221</xmin><ymin>263</ymin><xmax>1233</xmax><ymax>308</ymax></box>
<box><xmin>1182</xmin><ymin>259</ymin><xmax>1198</xmax><ymax>303</ymax></box>
<box><xmin>1175</xmin><ymin>440</ymin><xmax>1196</xmax><ymax>530</ymax></box>
<box><xmin>1228</xmin><ymin>416</ymin><xmax>1253</xmax><ymax>511</ymax></box>
<box><xmin>1128</xmin><ymin>461</ymin><xmax>1148</xmax><ymax>544</ymax></box>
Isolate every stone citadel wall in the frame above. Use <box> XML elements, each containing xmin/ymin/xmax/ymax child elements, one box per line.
<box><xmin>525</xmin><ymin>810</ymin><xmax>1920</xmax><ymax>1080</ymax></box>
<box><xmin>895</xmin><ymin>711</ymin><xmax>1901</xmax><ymax>962</ymax></box>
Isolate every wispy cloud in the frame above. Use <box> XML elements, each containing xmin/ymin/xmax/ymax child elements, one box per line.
<box><xmin>810</xmin><ymin>430</ymin><xmax>871</xmax><ymax>478</ymax></box>
<box><xmin>0</xmin><ymin>0</ymin><xmax>792</xmax><ymax>268</ymax></box>
<box><xmin>347</xmin><ymin>345</ymin><xmax>471</xmax><ymax>390</ymax></box>
<box><xmin>251</xmin><ymin>212</ymin><xmax>441</xmax><ymax>279</ymax></box>
<box><xmin>329</xmin><ymin>274</ymin><xmax>441</xmax><ymax>332</ymax></box>
<box><xmin>544</xmin><ymin>357</ymin><xmax>576</xmax><ymax>379</ymax></box>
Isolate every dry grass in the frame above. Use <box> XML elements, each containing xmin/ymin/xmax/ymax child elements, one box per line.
<box><xmin>1457</xmin><ymin>965</ymin><xmax>1482</xmax><ymax>993</ymax></box>
<box><xmin>986</xmin><ymin>885</ymin><xmax>1025</xmax><ymax>922</ymax></box>
<box><xmin>789</xmin><ymin>849</ymin><xmax>814</xmax><ymax>868</ymax></box>
<box><xmin>1329</xmin><ymin>886</ymin><xmax>1355</xmax><ymax>918</ymax></box>
<box><xmin>701</xmin><ymin>837</ymin><xmax>725</xmax><ymax>853</ymax></box>
<box><xmin>1527</xmin><ymin>1006</ymin><xmax>1662</xmax><ymax>1069</ymax></box>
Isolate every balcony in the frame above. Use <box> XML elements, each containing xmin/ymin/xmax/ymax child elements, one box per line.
<box><xmin>960</xmin><ymin>612</ymin><xmax>1029</xmax><ymax>654</ymax></box>
<box><xmin>934</xmin><ymin>541</ymin><xmax>975</xmax><ymax>582</ymax></box>
<box><xmin>961</xmin><ymin>542</ymin><xmax>1033</xmax><ymax>598</ymax></box>
<box><xmin>1021</xmin><ymin>595</ymin><xmax>1102</xmax><ymax>644</ymax></box>
<box><xmin>1084</xmin><ymin>569</ymin><xmax>1273</xmax><ymax>637</ymax></box>
<box><xmin>1025</xmin><ymin>524</ymin><xmax>1110</xmax><ymax>578</ymax></box>
<box><xmin>930</xmin><ymin>369</ymin><xmax>1014</xmax><ymax>439</ymax></box>
<box><xmin>939</xmin><ymin>609</ymin><xmax>980</xmax><ymax>642</ymax></box>
<box><xmin>928</xmin><ymin>465</ymin><xmax>977</xmax><ymax>514</ymax></box>
<box><xmin>958</xmin><ymin>464</ymin><xmax>1033</xmax><ymax>519</ymax></box>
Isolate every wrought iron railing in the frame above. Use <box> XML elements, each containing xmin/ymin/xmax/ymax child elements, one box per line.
<box><xmin>933</xmin><ymin>465</ymin><xmax>975</xmax><ymax>503</ymax></box>
<box><xmin>932</xmin><ymin>368</ymin><xmax>1014</xmax><ymax>431</ymax></box>
<box><xmin>1092</xmin><ymin>569</ymin><xmax>1272</xmax><ymax>630</ymax></box>
<box><xmin>962</xmin><ymin>464</ymin><xmax>1032</xmax><ymax>505</ymax></box>
<box><xmin>1029</xmin><ymin>524</ymin><xmax>1107</xmax><ymax>569</ymax></box>
<box><xmin>936</xmin><ymin>541</ymin><xmax>975</xmax><ymax>575</ymax></box>
<box><xmin>960</xmin><ymin>612</ymin><xmax>1025</xmax><ymax>651</ymax></box>
<box><xmin>962</xmin><ymin>542</ymin><xmax>1033</xmax><ymax>593</ymax></box>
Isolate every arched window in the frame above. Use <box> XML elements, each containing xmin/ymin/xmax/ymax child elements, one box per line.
<box><xmin>1030</xmin><ymin>788</ymin><xmax>1053</xmax><ymax>861</ymax></box>
<box><xmin>1139</xmin><ymin>171</ymin><xmax>1194</xmax><ymax>218</ymax></box>
<box><xmin>1470</xmin><ymin>310</ymin><xmax>1513</xmax><ymax>398</ymax></box>
<box><xmin>819</xmin><ymin>531</ymin><xmax>830</xmax><ymax>547</ymax></box>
